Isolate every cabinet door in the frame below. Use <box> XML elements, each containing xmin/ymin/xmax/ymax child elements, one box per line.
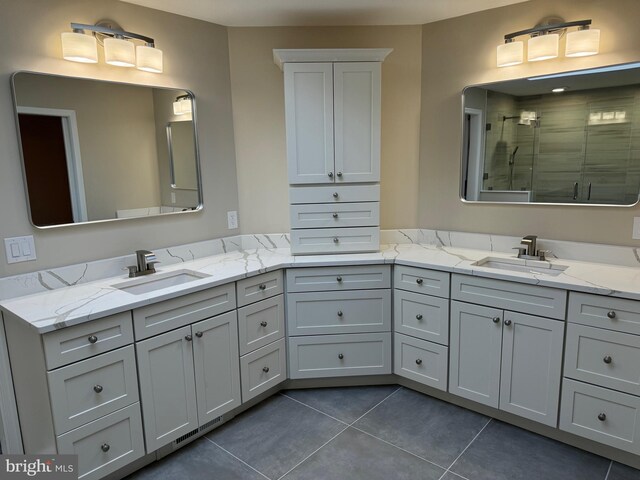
<box><xmin>334</xmin><ymin>62</ymin><xmax>381</xmax><ymax>183</ymax></box>
<box><xmin>192</xmin><ymin>311</ymin><xmax>242</xmax><ymax>424</ymax></box>
<box><xmin>136</xmin><ymin>326</ymin><xmax>198</xmax><ymax>452</ymax></box>
<box><xmin>284</xmin><ymin>62</ymin><xmax>334</xmax><ymax>184</ymax></box>
<box><xmin>449</xmin><ymin>301</ymin><xmax>503</xmax><ymax>408</ymax></box>
<box><xmin>499</xmin><ymin>312</ymin><xmax>564</xmax><ymax>427</ymax></box>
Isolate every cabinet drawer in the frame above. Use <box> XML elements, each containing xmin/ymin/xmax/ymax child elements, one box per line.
<box><xmin>286</xmin><ymin>265</ymin><xmax>390</xmax><ymax>292</ymax></box>
<box><xmin>238</xmin><ymin>295</ymin><xmax>285</xmax><ymax>355</ymax></box>
<box><xmin>394</xmin><ymin>289</ymin><xmax>449</xmax><ymax>345</ymax></box>
<box><xmin>288</xmin><ymin>333</ymin><xmax>391</xmax><ymax>379</ymax></box>
<box><xmin>451</xmin><ymin>274</ymin><xmax>566</xmax><ymax>320</ymax></box>
<box><xmin>236</xmin><ymin>270</ymin><xmax>283</xmax><ymax>308</ymax></box>
<box><xmin>394</xmin><ymin>266</ymin><xmax>450</xmax><ymax>298</ymax></box>
<box><xmin>568</xmin><ymin>292</ymin><xmax>640</xmax><ymax>336</ymax></box>
<box><xmin>560</xmin><ymin>379</ymin><xmax>640</xmax><ymax>455</ymax></box>
<box><xmin>287</xmin><ymin>290</ymin><xmax>391</xmax><ymax>336</ymax></box>
<box><xmin>48</xmin><ymin>346</ymin><xmax>139</xmax><ymax>435</ymax></box>
<box><xmin>289</xmin><ymin>184</ymin><xmax>380</xmax><ymax>204</ymax></box>
<box><xmin>56</xmin><ymin>403</ymin><xmax>145</xmax><ymax>480</ymax></box>
<box><xmin>240</xmin><ymin>338</ymin><xmax>287</xmax><ymax>402</ymax></box>
<box><xmin>43</xmin><ymin>312</ymin><xmax>134</xmax><ymax>370</ymax></box>
<box><xmin>291</xmin><ymin>227</ymin><xmax>379</xmax><ymax>255</ymax></box>
<box><xmin>394</xmin><ymin>333</ymin><xmax>448</xmax><ymax>391</ymax></box>
<box><xmin>290</xmin><ymin>202</ymin><xmax>379</xmax><ymax>229</ymax></box>
<box><xmin>565</xmin><ymin>323</ymin><xmax>640</xmax><ymax>396</ymax></box>
<box><xmin>133</xmin><ymin>283</ymin><xmax>236</xmax><ymax>339</ymax></box>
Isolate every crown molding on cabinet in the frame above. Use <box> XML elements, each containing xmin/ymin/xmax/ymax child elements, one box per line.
<box><xmin>273</xmin><ymin>48</ymin><xmax>393</xmax><ymax>70</ymax></box>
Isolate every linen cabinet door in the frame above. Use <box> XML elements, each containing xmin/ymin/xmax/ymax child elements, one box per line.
<box><xmin>192</xmin><ymin>311</ymin><xmax>242</xmax><ymax>424</ymax></box>
<box><xmin>449</xmin><ymin>301</ymin><xmax>503</xmax><ymax>408</ymax></box>
<box><xmin>499</xmin><ymin>312</ymin><xmax>564</xmax><ymax>427</ymax></box>
<box><xmin>284</xmin><ymin>62</ymin><xmax>335</xmax><ymax>184</ymax></box>
<box><xmin>136</xmin><ymin>326</ymin><xmax>198</xmax><ymax>452</ymax></box>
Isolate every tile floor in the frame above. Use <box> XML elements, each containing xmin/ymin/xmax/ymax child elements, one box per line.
<box><xmin>127</xmin><ymin>385</ymin><xmax>640</xmax><ymax>480</ymax></box>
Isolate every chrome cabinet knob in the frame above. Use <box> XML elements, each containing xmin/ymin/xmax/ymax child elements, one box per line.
<box><xmin>416</xmin><ymin>278</ymin><xmax>423</xmax><ymax>285</ymax></box>
<box><xmin>337</xmin><ymin>311</ymin><xmax>343</xmax><ymax>317</ymax></box>
<box><xmin>88</xmin><ymin>335</ymin><xmax>98</xmax><ymax>344</ymax></box>
<box><xmin>603</xmin><ymin>355</ymin><xmax>612</xmax><ymax>364</ymax></box>
<box><xmin>338</xmin><ymin>353</ymin><xmax>344</xmax><ymax>360</ymax></box>
<box><xmin>336</xmin><ymin>172</ymin><xmax>343</xmax><ymax>177</ymax></box>
<box><xmin>333</xmin><ymin>192</ymin><xmax>339</xmax><ymax>198</ymax></box>
<box><xmin>93</xmin><ymin>385</ymin><xmax>103</xmax><ymax>393</ymax></box>
<box><xmin>492</xmin><ymin>317</ymin><xmax>501</xmax><ymax>324</ymax></box>
<box><xmin>416</xmin><ymin>314</ymin><xmax>423</xmax><ymax>320</ymax></box>
<box><xmin>195</xmin><ymin>331</ymin><xmax>203</xmax><ymax>338</ymax></box>
<box><xmin>328</xmin><ymin>172</ymin><xmax>334</xmax><ymax>178</ymax></box>
<box><xmin>185</xmin><ymin>335</ymin><xmax>193</xmax><ymax>342</ymax></box>
<box><xmin>504</xmin><ymin>319</ymin><xmax>513</xmax><ymax>326</ymax></box>
<box><xmin>259</xmin><ymin>284</ymin><xmax>266</xmax><ymax>290</ymax></box>
<box><xmin>333</xmin><ymin>213</ymin><xmax>338</xmax><ymax>219</ymax></box>
<box><xmin>598</xmin><ymin>413</ymin><xmax>607</xmax><ymax>421</ymax></box>
<box><xmin>262</xmin><ymin>366</ymin><xmax>270</xmax><ymax>373</ymax></box>
<box><xmin>415</xmin><ymin>359</ymin><xmax>423</xmax><ymax>365</ymax></box>
<box><xmin>101</xmin><ymin>443</ymin><xmax>110</xmax><ymax>452</ymax></box>
<box><xmin>607</xmin><ymin>311</ymin><xmax>617</xmax><ymax>319</ymax></box>
<box><xmin>336</xmin><ymin>276</ymin><xmax>343</xmax><ymax>282</ymax></box>
<box><xmin>260</xmin><ymin>321</ymin><xmax>268</xmax><ymax>327</ymax></box>
<box><xmin>333</xmin><ymin>237</ymin><xmax>339</xmax><ymax>243</ymax></box>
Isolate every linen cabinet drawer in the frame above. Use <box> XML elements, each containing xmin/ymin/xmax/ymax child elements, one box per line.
<box><xmin>394</xmin><ymin>333</ymin><xmax>448</xmax><ymax>391</ymax></box>
<box><xmin>289</xmin><ymin>184</ymin><xmax>380</xmax><ymax>204</ymax></box>
<box><xmin>236</xmin><ymin>270</ymin><xmax>283</xmax><ymax>308</ymax></box>
<box><xmin>288</xmin><ymin>333</ymin><xmax>392</xmax><ymax>379</ymax></box>
<box><xmin>568</xmin><ymin>292</ymin><xmax>640</xmax><ymax>336</ymax></box>
<box><xmin>394</xmin><ymin>289</ymin><xmax>449</xmax><ymax>345</ymax></box>
<box><xmin>394</xmin><ymin>266</ymin><xmax>450</xmax><ymax>298</ymax></box>
<box><xmin>291</xmin><ymin>227</ymin><xmax>379</xmax><ymax>255</ymax></box>
<box><xmin>43</xmin><ymin>312</ymin><xmax>134</xmax><ymax>370</ymax></box>
<box><xmin>287</xmin><ymin>290</ymin><xmax>391</xmax><ymax>336</ymax></box>
<box><xmin>565</xmin><ymin>323</ymin><xmax>640</xmax><ymax>396</ymax></box>
<box><xmin>451</xmin><ymin>274</ymin><xmax>567</xmax><ymax>320</ymax></box>
<box><xmin>286</xmin><ymin>265</ymin><xmax>390</xmax><ymax>292</ymax></box>
<box><xmin>560</xmin><ymin>379</ymin><xmax>640</xmax><ymax>455</ymax></box>
<box><xmin>290</xmin><ymin>202</ymin><xmax>379</xmax><ymax>229</ymax></box>
<box><xmin>238</xmin><ymin>295</ymin><xmax>285</xmax><ymax>355</ymax></box>
<box><xmin>57</xmin><ymin>403</ymin><xmax>145</xmax><ymax>480</ymax></box>
<box><xmin>48</xmin><ymin>346</ymin><xmax>139</xmax><ymax>435</ymax></box>
<box><xmin>240</xmin><ymin>338</ymin><xmax>287</xmax><ymax>402</ymax></box>
<box><xmin>133</xmin><ymin>283</ymin><xmax>236</xmax><ymax>339</ymax></box>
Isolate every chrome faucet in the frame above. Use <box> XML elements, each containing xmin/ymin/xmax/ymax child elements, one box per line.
<box><xmin>513</xmin><ymin>235</ymin><xmax>551</xmax><ymax>261</ymax></box>
<box><xmin>126</xmin><ymin>250</ymin><xmax>159</xmax><ymax>278</ymax></box>
<box><xmin>521</xmin><ymin>235</ymin><xmax>537</xmax><ymax>256</ymax></box>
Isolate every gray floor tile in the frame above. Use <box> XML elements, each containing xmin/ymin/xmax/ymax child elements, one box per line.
<box><xmin>124</xmin><ymin>437</ymin><xmax>265</xmax><ymax>480</ymax></box>
<box><xmin>353</xmin><ymin>387</ymin><xmax>489</xmax><ymax>467</ymax></box>
<box><xmin>282</xmin><ymin>427</ymin><xmax>445</xmax><ymax>480</ymax></box>
<box><xmin>608</xmin><ymin>462</ymin><xmax>640</xmax><ymax>480</ymax></box>
<box><xmin>206</xmin><ymin>394</ymin><xmax>345</xmax><ymax>479</ymax></box>
<box><xmin>282</xmin><ymin>385</ymin><xmax>399</xmax><ymax>423</ymax></box>
<box><xmin>451</xmin><ymin>420</ymin><xmax>610</xmax><ymax>480</ymax></box>
<box><xmin>440</xmin><ymin>473</ymin><xmax>469</xmax><ymax>480</ymax></box>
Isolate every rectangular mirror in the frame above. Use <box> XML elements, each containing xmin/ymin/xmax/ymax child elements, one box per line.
<box><xmin>461</xmin><ymin>62</ymin><xmax>640</xmax><ymax>206</ymax></box>
<box><xmin>12</xmin><ymin>72</ymin><xmax>202</xmax><ymax>227</ymax></box>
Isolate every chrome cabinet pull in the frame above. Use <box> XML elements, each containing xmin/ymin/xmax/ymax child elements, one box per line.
<box><xmin>607</xmin><ymin>311</ymin><xmax>617</xmax><ymax>319</ymax></box>
<box><xmin>195</xmin><ymin>331</ymin><xmax>203</xmax><ymax>338</ymax></box>
<box><xmin>587</xmin><ymin>182</ymin><xmax>592</xmax><ymax>201</ymax></box>
<box><xmin>573</xmin><ymin>182</ymin><xmax>579</xmax><ymax>200</ymax></box>
<box><xmin>337</xmin><ymin>311</ymin><xmax>343</xmax><ymax>317</ymax></box>
<box><xmin>333</xmin><ymin>213</ymin><xmax>339</xmax><ymax>219</ymax></box>
<box><xmin>338</xmin><ymin>353</ymin><xmax>344</xmax><ymax>360</ymax></box>
<box><xmin>185</xmin><ymin>335</ymin><xmax>193</xmax><ymax>342</ymax></box>
<box><xmin>416</xmin><ymin>314</ymin><xmax>423</xmax><ymax>320</ymax></box>
<box><xmin>88</xmin><ymin>335</ymin><xmax>98</xmax><ymax>344</ymax></box>
<box><xmin>416</xmin><ymin>278</ymin><xmax>423</xmax><ymax>285</ymax></box>
<box><xmin>333</xmin><ymin>192</ymin><xmax>339</xmax><ymax>198</ymax></box>
<box><xmin>259</xmin><ymin>284</ymin><xmax>266</xmax><ymax>290</ymax></box>
<box><xmin>336</xmin><ymin>172</ymin><xmax>343</xmax><ymax>177</ymax></box>
<box><xmin>336</xmin><ymin>276</ymin><xmax>343</xmax><ymax>282</ymax></box>
<box><xmin>603</xmin><ymin>355</ymin><xmax>612</xmax><ymax>364</ymax></box>
<box><xmin>504</xmin><ymin>319</ymin><xmax>513</xmax><ymax>326</ymax></box>
<box><xmin>415</xmin><ymin>359</ymin><xmax>423</xmax><ymax>365</ymax></box>
<box><xmin>260</xmin><ymin>321</ymin><xmax>268</xmax><ymax>327</ymax></box>
<box><xmin>101</xmin><ymin>443</ymin><xmax>110</xmax><ymax>452</ymax></box>
<box><xmin>262</xmin><ymin>366</ymin><xmax>270</xmax><ymax>373</ymax></box>
<box><xmin>328</xmin><ymin>172</ymin><xmax>334</xmax><ymax>178</ymax></box>
<box><xmin>492</xmin><ymin>317</ymin><xmax>501</xmax><ymax>323</ymax></box>
<box><xmin>598</xmin><ymin>413</ymin><xmax>607</xmax><ymax>422</ymax></box>
<box><xmin>93</xmin><ymin>385</ymin><xmax>103</xmax><ymax>393</ymax></box>
<box><xmin>333</xmin><ymin>237</ymin><xmax>339</xmax><ymax>243</ymax></box>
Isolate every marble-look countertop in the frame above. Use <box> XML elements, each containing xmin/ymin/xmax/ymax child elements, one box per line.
<box><xmin>2</xmin><ymin>243</ymin><xmax>640</xmax><ymax>333</ymax></box>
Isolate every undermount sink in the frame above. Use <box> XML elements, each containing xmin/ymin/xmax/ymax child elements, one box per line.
<box><xmin>112</xmin><ymin>269</ymin><xmax>211</xmax><ymax>295</ymax></box>
<box><xmin>471</xmin><ymin>257</ymin><xmax>568</xmax><ymax>277</ymax></box>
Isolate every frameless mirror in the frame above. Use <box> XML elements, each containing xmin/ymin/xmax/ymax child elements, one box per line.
<box><xmin>461</xmin><ymin>62</ymin><xmax>640</xmax><ymax>206</ymax></box>
<box><xmin>12</xmin><ymin>72</ymin><xmax>202</xmax><ymax>227</ymax></box>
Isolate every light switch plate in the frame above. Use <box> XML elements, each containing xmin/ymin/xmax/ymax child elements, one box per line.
<box><xmin>227</xmin><ymin>211</ymin><xmax>238</xmax><ymax>230</ymax></box>
<box><xmin>633</xmin><ymin>217</ymin><xmax>640</xmax><ymax>240</ymax></box>
<box><xmin>4</xmin><ymin>236</ymin><xmax>37</xmax><ymax>264</ymax></box>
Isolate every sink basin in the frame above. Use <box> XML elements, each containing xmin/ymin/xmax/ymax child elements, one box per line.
<box><xmin>471</xmin><ymin>257</ymin><xmax>568</xmax><ymax>277</ymax></box>
<box><xmin>112</xmin><ymin>269</ymin><xmax>211</xmax><ymax>295</ymax></box>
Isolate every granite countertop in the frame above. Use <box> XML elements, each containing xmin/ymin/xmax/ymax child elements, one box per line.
<box><xmin>2</xmin><ymin>243</ymin><xmax>640</xmax><ymax>333</ymax></box>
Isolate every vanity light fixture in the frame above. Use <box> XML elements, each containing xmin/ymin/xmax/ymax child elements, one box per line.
<box><xmin>497</xmin><ymin>19</ymin><xmax>600</xmax><ymax>67</ymax></box>
<box><xmin>173</xmin><ymin>95</ymin><xmax>192</xmax><ymax>116</ymax></box>
<box><xmin>61</xmin><ymin>21</ymin><xmax>163</xmax><ymax>73</ymax></box>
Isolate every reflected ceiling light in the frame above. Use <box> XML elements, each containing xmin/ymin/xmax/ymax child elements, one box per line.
<box><xmin>173</xmin><ymin>95</ymin><xmax>192</xmax><ymax>116</ymax></box>
<box><xmin>552</xmin><ymin>86</ymin><xmax>568</xmax><ymax>93</ymax></box>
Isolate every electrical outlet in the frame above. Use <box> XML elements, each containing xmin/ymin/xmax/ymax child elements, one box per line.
<box><xmin>227</xmin><ymin>211</ymin><xmax>238</xmax><ymax>230</ymax></box>
<box><xmin>4</xmin><ymin>236</ymin><xmax>37</xmax><ymax>264</ymax></box>
<box><xmin>633</xmin><ymin>217</ymin><xmax>640</xmax><ymax>240</ymax></box>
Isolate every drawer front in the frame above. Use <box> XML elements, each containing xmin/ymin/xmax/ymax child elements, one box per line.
<box><xmin>238</xmin><ymin>295</ymin><xmax>285</xmax><ymax>355</ymax></box>
<box><xmin>560</xmin><ymin>379</ymin><xmax>640</xmax><ymax>454</ymax></box>
<box><xmin>290</xmin><ymin>202</ymin><xmax>379</xmax><ymax>229</ymax></box>
<box><xmin>394</xmin><ymin>266</ymin><xmax>450</xmax><ymax>298</ymax></box>
<box><xmin>288</xmin><ymin>333</ymin><xmax>392</xmax><ymax>379</ymax></box>
<box><xmin>133</xmin><ymin>283</ymin><xmax>236</xmax><ymax>340</ymax></box>
<box><xmin>287</xmin><ymin>290</ymin><xmax>391</xmax><ymax>336</ymax></box>
<box><xmin>43</xmin><ymin>312</ymin><xmax>134</xmax><ymax>370</ymax></box>
<box><xmin>451</xmin><ymin>274</ymin><xmax>567</xmax><ymax>320</ymax></box>
<box><xmin>236</xmin><ymin>270</ymin><xmax>284</xmax><ymax>308</ymax></box>
<box><xmin>57</xmin><ymin>403</ymin><xmax>145</xmax><ymax>480</ymax></box>
<box><xmin>394</xmin><ymin>289</ymin><xmax>449</xmax><ymax>345</ymax></box>
<box><xmin>291</xmin><ymin>227</ymin><xmax>379</xmax><ymax>255</ymax></box>
<box><xmin>394</xmin><ymin>333</ymin><xmax>448</xmax><ymax>391</ymax></box>
<box><xmin>289</xmin><ymin>184</ymin><xmax>380</xmax><ymax>204</ymax></box>
<box><xmin>568</xmin><ymin>292</ymin><xmax>640</xmax><ymax>336</ymax></box>
<box><xmin>565</xmin><ymin>323</ymin><xmax>640</xmax><ymax>396</ymax></box>
<box><xmin>240</xmin><ymin>338</ymin><xmax>287</xmax><ymax>402</ymax></box>
<box><xmin>286</xmin><ymin>265</ymin><xmax>390</xmax><ymax>293</ymax></box>
<box><xmin>48</xmin><ymin>346</ymin><xmax>139</xmax><ymax>435</ymax></box>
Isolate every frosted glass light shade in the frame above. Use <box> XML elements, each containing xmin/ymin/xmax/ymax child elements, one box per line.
<box><xmin>173</xmin><ymin>98</ymin><xmax>192</xmax><ymax>116</ymax></box>
<box><xmin>104</xmin><ymin>37</ymin><xmax>135</xmax><ymax>67</ymax></box>
<box><xmin>61</xmin><ymin>32</ymin><xmax>98</xmax><ymax>63</ymax></box>
<box><xmin>565</xmin><ymin>28</ymin><xmax>600</xmax><ymax>57</ymax></box>
<box><xmin>528</xmin><ymin>34</ymin><xmax>559</xmax><ymax>61</ymax></box>
<box><xmin>497</xmin><ymin>41</ymin><xmax>524</xmax><ymax>67</ymax></box>
<box><xmin>136</xmin><ymin>45</ymin><xmax>163</xmax><ymax>73</ymax></box>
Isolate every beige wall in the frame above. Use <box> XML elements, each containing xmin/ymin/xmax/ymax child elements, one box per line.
<box><xmin>0</xmin><ymin>0</ymin><xmax>238</xmax><ymax>276</ymax></box>
<box><xmin>228</xmin><ymin>26</ymin><xmax>422</xmax><ymax>234</ymax></box>
<box><xmin>419</xmin><ymin>0</ymin><xmax>640</xmax><ymax>246</ymax></box>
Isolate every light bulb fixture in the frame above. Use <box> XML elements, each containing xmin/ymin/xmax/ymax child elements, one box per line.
<box><xmin>497</xmin><ymin>18</ymin><xmax>600</xmax><ymax>67</ymax></box>
<box><xmin>173</xmin><ymin>95</ymin><xmax>192</xmax><ymax>116</ymax></box>
<box><xmin>61</xmin><ymin>21</ymin><xmax>163</xmax><ymax>73</ymax></box>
